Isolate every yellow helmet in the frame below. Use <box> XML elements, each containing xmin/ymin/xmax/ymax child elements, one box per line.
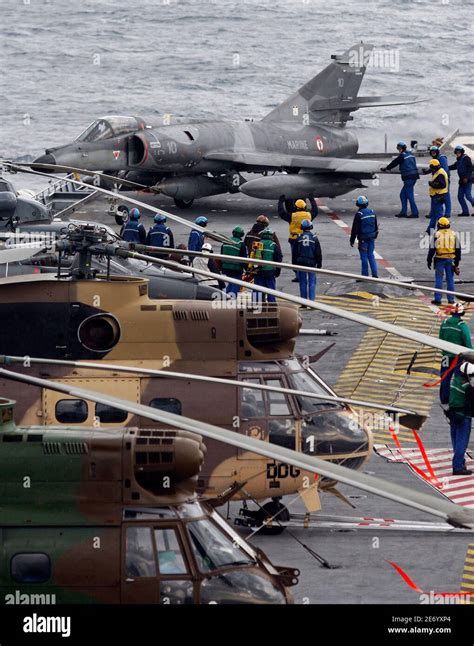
<box><xmin>429</xmin><ymin>159</ymin><xmax>441</xmax><ymax>168</ymax></box>
<box><xmin>438</xmin><ymin>217</ymin><xmax>450</xmax><ymax>228</ymax></box>
<box><xmin>295</xmin><ymin>199</ymin><xmax>306</xmax><ymax>209</ymax></box>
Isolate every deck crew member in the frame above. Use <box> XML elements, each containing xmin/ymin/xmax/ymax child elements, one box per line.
<box><xmin>447</xmin><ymin>361</ymin><xmax>474</xmax><ymax>475</ymax></box>
<box><xmin>424</xmin><ymin>145</ymin><xmax>451</xmax><ymax>217</ymax></box>
<box><xmin>439</xmin><ymin>304</ymin><xmax>472</xmax><ymax>405</ymax></box>
<box><xmin>426</xmin><ymin>159</ymin><xmax>449</xmax><ymax>233</ymax></box>
<box><xmin>278</xmin><ymin>196</ymin><xmax>318</xmax><ymax>281</ymax></box>
<box><xmin>350</xmin><ymin>195</ymin><xmax>379</xmax><ymax>278</ymax></box>
<box><xmin>295</xmin><ymin>219</ymin><xmax>322</xmax><ymax>304</ymax></box>
<box><xmin>146</xmin><ymin>214</ymin><xmax>174</xmax><ymax>257</ymax></box>
<box><xmin>427</xmin><ymin>217</ymin><xmax>460</xmax><ymax>306</ymax></box>
<box><xmin>188</xmin><ymin>216</ymin><xmax>208</xmax><ymax>259</ymax></box>
<box><xmin>449</xmin><ymin>145</ymin><xmax>474</xmax><ymax>216</ymax></box>
<box><xmin>220</xmin><ymin>226</ymin><xmax>248</xmax><ymax>296</ymax></box>
<box><xmin>120</xmin><ymin>208</ymin><xmax>147</xmax><ymax>244</ymax></box>
<box><xmin>381</xmin><ymin>141</ymin><xmax>419</xmax><ymax>218</ymax></box>
<box><xmin>254</xmin><ymin>228</ymin><xmax>282</xmax><ymax>303</ymax></box>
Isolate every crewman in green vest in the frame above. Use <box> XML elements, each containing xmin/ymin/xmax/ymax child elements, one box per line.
<box><xmin>439</xmin><ymin>304</ymin><xmax>472</xmax><ymax>404</ymax></box>
<box><xmin>254</xmin><ymin>228</ymin><xmax>283</xmax><ymax>303</ymax></box>
<box><xmin>220</xmin><ymin>226</ymin><xmax>247</xmax><ymax>296</ymax></box>
<box><xmin>448</xmin><ymin>361</ymin><xmax>474</xmax><ymax>475</ymax></box>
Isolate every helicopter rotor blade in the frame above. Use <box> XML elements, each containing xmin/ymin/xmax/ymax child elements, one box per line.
<box><xmin>112</xmin><ymin>245</ymin><xmax>469</xmax><ymax>357</ymax></box>
<box><xmin>0</xmin><ymin>354</ymin><xmax>423</xmax><ymax>420</ymax></box>
<box><xmin>136</xmin><ymin>245</ymin><xmax>474</xmax><ymax>303</ymax></box>
<box><xmin>0</xmin><ymin>244</ymin><xmax>45</xmax><ymax>264</ymax></box>
<box><xmin>0</xmin><ymin>366</ymin><xmax>471</xmax><ymax>529</ymax></box>
<box><xmin>1</xmin><ymin>162</ymin><xmax>232</xmax><ymax>245</ymax></box>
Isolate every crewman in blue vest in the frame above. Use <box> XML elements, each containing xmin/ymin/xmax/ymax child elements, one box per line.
<box><xmin>449</xmin><ymin>145</ymin><xmax>474</xmax><ymax>216</ymax></box>
<box><xmin>188</xmin><ymin>216</ymin><xmax>208</xmax><ymax>260</ymax></box>
<box><xmin>220</xmin><ymin>226</ymin><xmax>248</xmax><ymax>296</ymax></box>
<box><xmin>350</xmin><ymin>196</ymin><xmax>379</xmax><ymax>277</ymax></box>
<box><xmin>381</xmin><ymin>141</ymin><xmax>420</xmax><ymax>218</ymax></box>
<box><xmin>146</xmin><ymin>214</ymin><xmax>174</xmax><ymax>257</ymax></box>
<box><xmin>424</xmin><ymin>145</ymin><xmax>451</xmax><ymax>217</ymax></box>
<box><xmin>120</xmin><ymin>208</ymin><xmax>147</xmax><ymax>244</ymax></box>
<box><xmin>295</xmin><ymin>219</ymin><xmax>322</xmax><ymax>303</ymax></box>
<box><xmin>254</xmin><ymin>228</ymin><xmax>283</xmax><ymax>303</ymax></box>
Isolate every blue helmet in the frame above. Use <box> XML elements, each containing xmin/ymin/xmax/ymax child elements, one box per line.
<box><xmin>397</xmin><ymin>141</ymin><xmax>407</xmax><ymax>149</ymax></box>
<box><xmin>130</xmin><ymin>208</ymin><xmax>140</xmax><ymax>219</ymax></box>
<box><xmin>154</xmin><ymin>213</ymin><xmax>166</xmax><ymax>223</ymax></box>
<box><xmin>195</xmin><ymin>216</ymin><xmax>208</xmax><ymax>227</ymax></box>
<box><xmin>454</xmin><ymin>145</ymin><xmax>465</xmax><ymax>154</ymax></box>
<box><xmin>356</xmin><ymin>195</ymin><xmax>369</xmax><ymax>207</ymax></box>
<box><xmin>301</xmin><ymin>219</ymin><xmax>313</xmax><ymax>230</ymax></box>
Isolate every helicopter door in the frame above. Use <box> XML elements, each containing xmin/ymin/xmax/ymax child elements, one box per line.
<box><xmin>237</xmin><ymin>378</ymin><xmax>268</xmax><ymax>460</ymax></box>
<box><xmin>121</xmin><ymin>524</ymin><xmax>195</xmax><ymax>604</ymax></box>
<box><xmin>42</xmin><ymin>378</ymin><xmax>140</xmax><ymax>427</ymax></box>
<box><xmin>121</xmin><ymin>525</ymin><xmax>159</xmax><ymax>604</ymax></box>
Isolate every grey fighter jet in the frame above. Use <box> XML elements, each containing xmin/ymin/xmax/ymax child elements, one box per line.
<box><xmin>33</xmin><ymin>43</ymin><xmax>423</xmax><ymax>208</ymax></box>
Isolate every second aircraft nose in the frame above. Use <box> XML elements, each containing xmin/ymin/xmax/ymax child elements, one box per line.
<box><xmin>31</xmin><ymin>152</ymin><xmax>57</xmax><ymax>172</ymax></box>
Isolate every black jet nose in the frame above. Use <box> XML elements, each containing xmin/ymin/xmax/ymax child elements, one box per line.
<box><xmin>31</xmin><ymin>153</ymin><xmax>57</xmax><ymax>172</ymax></box>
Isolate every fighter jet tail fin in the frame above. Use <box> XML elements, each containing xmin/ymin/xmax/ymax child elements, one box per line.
<box><xmin>262</xmin><ymin>43</ymin><xmax>375</xmax><ymax>126</ymax></box>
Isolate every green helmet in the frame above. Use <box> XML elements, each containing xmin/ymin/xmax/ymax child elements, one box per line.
<box><xmin>232</xmin><ymin>226</ymin><xmax>244</xmax><ymax>238</ymax></box>
<box><xmin>260</xmin><ymin>228</ymin><xmax>274</xmax><ymax>239</ymax></box>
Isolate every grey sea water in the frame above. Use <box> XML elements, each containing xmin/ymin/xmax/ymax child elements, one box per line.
<box><xmin>0</xmin><ymin>0</ymin><xmax>473</xmax><ymax>162</ymax></box>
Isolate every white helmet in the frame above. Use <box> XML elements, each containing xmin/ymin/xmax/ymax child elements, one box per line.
<box><xmin>460</xmin><ymin>362</ymin><xmax>474</xmax><ymax>378</ymax></box>
<box><xmin>202</xmin><ymin>243</ymin><xmax>212</xmax><ymax>254</ymax></box>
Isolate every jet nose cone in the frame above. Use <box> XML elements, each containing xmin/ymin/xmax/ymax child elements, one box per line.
<box><xmin>31</xmin><ymin>153</ymin><xmax>57</xmax><ymax>172</ymax></box>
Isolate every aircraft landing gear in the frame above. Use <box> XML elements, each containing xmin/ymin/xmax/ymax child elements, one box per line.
<box><xmin>235</xmin><ymin>497</ymin><xmax>289</xmax><ymax>535</ymax></box>
<box><xmin>114</xmin><ymin>205</ymin><xmax>129</xmax><ymax>226</ymax></box>
<box><xmin>174</xmin><ymin>198</ymin><xmax>194</xmax><ymax>209</ymax></box>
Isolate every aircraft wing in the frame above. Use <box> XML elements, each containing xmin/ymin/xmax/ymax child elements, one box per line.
<box><xmin>206</xmin><ymin>151</ymin><xmax>395</xmax><ymax>176</ymax></box>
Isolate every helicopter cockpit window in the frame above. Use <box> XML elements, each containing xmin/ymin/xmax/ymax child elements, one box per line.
<box><xmin>149</xmin><ymin>398</ymin><xmax>182</xmax><ymax>416</ymax></box>
<box><xmin>240</xmin><ymin>380</ymin><xmax>265</xmax><ymax>418</ymax></box>
<box><xmin>11</xmin><ymin>553</ymin><xmax>51</xmax><ymax>584</ymax></box>
<box><xmin>125</xmin><ymin>527</ymin><xmax>157</xmax><ymax>578</ymax></box>
<box><xmin>289</xmin><ymin>370</ymin><xmax>340</xmax><ymax>413</ymax></box>
<box><xmin>154</xmin><ymin>529</ymin><xmax>188</xmax><ymax>575</ymax></box>
<box><xmin>95</xmin><ymin>403</ymin><xmax>128</xmax><ymax>424</ymax></box>
<box><xmin>187</xmin><ymin>519</ymin><xmax>255</xmax><ymax>573</ymax></box>
<box><xmin>55</xmin><ymin>399</ymin><xmax>88</xmax><ymax>424</ymax></box>
<box><xmin>264</xmin><ymin>379</ymin><xmax>291</xmax><ymax>416</ymax></box>
<box><xmin>239</xmin><ymin>362</ymin><xmax>280</xmax><ymax>373</ymax></box>
<box><xmin>269</xmin><ymin>418</ymin><xmax>296</xmax><ymax>450</ymax></box>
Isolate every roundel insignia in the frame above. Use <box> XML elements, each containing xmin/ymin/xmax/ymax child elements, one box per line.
<box><xmin>248</xmin><ymin>426</ymin><xmax>263</xmax><ymax>440</ymax></box>
<box><xmin>314</xmin><ymin>136</ymin><xmax>324</xmax><ymax>152</ymax></box>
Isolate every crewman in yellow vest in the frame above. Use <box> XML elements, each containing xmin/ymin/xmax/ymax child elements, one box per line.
<box><xmin>427</xmin><ymin>217</ymin><xmax>460</xmax><ymax>306</ymax></box>
<box><xmin>278</xmin><ymin>196</ymin><xmax>318</xmax><ymax>281</ymax></box>
<box><xmin>426</xmin><ymin>158</ymin><xmax>449</xmax><ymax>233</ymax></box>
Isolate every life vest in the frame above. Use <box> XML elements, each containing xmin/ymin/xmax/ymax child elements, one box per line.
<box><xmin>429</xmin><ymin>168</ymin><xmax>449</xmax><ymax>197</ymax></box>
<box><xmin>357</xmin><ymin>208</ymin><xmax>377</xmax><ymax>240</ymax></box>
<box><xmin>148</xmin><ymin>224</ymin><xmax>171</xmax><ymax>248</ymax></box>
<box><xmin>221</xmin><ymin>236</ymin><xmax>244</xmax><ymax>272</ymax></box>
<box><xmin>289</xmin><ymin>210</ymin><xmax>311</xmax><ymax>240</ymax></box>
<box><xmin>440</xmin><ymin>316</ymin><xmax>470</xmax><ymax>348</ymax></box>
<box><xmin>434</xmin><ymin>229</ymin><xmax>457</xmax><ymax>259</ymax></box>
<box><xmin>261</xmin><ymin>239</ymin><xmax>277</xmax><ymax>271</ymax></box>
<box><xmin>122</xmin><ymin>220</ymin><xmax>143</xmax><ymax>243</ymax></box>
<box><xmin>296</xmin><ymin>232</ymin><xmax>317</xmax><ymax>266</ymax></box>
<box><xmin>399</xmin><ymin>151</ymin><xmax>419</xmax><ymax>179</ymax></box>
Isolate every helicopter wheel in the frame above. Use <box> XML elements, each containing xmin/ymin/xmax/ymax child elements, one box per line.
<box><xmin>256</xmin><ymin>499</ymin><xmax>290</xmax><ymax>535</ymax></box>
<box><xmin>174</xmin><ymin>198</ymin><xmax>194</xmax><ymax>209</ymax></box>
<box><xmin>115</xmin><ymin>205</ymin><xmax>129</xmax><ymax>226</ymax></box>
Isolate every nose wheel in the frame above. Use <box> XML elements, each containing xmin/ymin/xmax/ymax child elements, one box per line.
<box><xmin>235</xmin><ymin>498</ymin><xmax>290</xmax><ymax>535</ymax></box>
<box><xmin>174</xmin><ymin>198</ymin><xmax>194</xmax><ymax>209</ymax></box>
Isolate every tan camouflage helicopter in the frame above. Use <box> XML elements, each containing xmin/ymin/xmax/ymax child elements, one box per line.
<box><xmin>0</xmin><ymin>161</ymin><xmax>472</xmax><ymax>533</ymax></box>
